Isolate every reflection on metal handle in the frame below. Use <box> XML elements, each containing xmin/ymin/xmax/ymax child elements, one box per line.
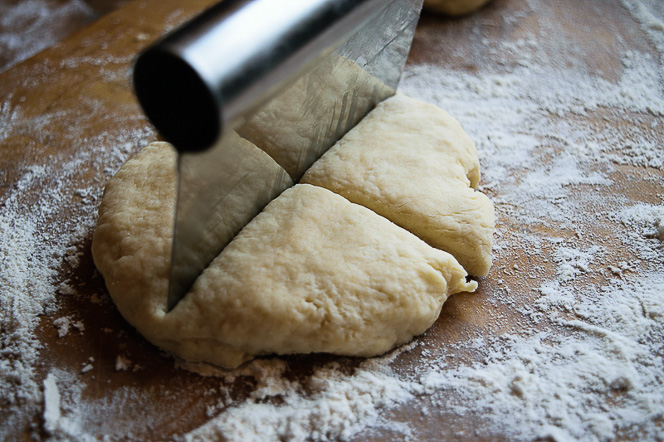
<box><xmin>133</xmin><ymin>0</ymin><xmax>384</xmax><ymax>152</ymax></box>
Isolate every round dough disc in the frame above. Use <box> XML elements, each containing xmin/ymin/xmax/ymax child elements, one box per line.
<box><xmin>92</xmin><ymin>143</ymin><xmax>477</xmax><ymax>368</ymax></box>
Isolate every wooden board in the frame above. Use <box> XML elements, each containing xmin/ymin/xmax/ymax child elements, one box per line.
<box><xmin>1</xmin><ymin>0</ymin><xmax>662</xmax><ymax>439</ymax></box>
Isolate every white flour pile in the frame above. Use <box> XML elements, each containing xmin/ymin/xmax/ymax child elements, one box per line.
<box><xmin>1</xmin><ymin>0</ymin><xmax>663</xmax><ymax>440</ymax></box>
<box><xmin>179</xmin><ymin>356</ymin><xmax>420</xmax><ymax>441</ymax></box>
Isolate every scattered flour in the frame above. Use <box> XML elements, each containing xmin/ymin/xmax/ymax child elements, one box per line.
<box><xmin>38</xmin><ymin>369</ymin><xmax>93</xmax><ymax>439</ymax></box>
<box><xmin>611</xmin><ymin>203</ymin><xmax>664</xmax><ymax>265</ymax></box>
<box><xmin>42</xmin><ymin>373</ymin><xmax>61</xmax><ymax>435</ymax></box>
<box><xmin>0</xmin><ymin>121</ymin><xmax>149</xmax><ymax>439</ymax></box>
<box><xmin>0</xmin><ymin>0</ymin><xmax>663</xmax><ymax>440</ymax></box>
<box><xmin>53</xmin><ymin>316</ymin><xmax>73</xmax><ymax>338</ymax></box>
<box><xmin>183</xmin><ymin>359</ymin><xmax>418</xmax><ymax>442</ymax></box>
<box><xmin>424</xmin><ymin>274</ymin><xmax>664</xmax><ymax>441</ymax></box>
<box><xmin>114</xmin><ymin>355</ymin><xmax>132</xmax><ymax>372</ymax></box>
<box><xmin>0</xmin><ymin>0</ymin><xmax>131</xmax><ymax>74</ymax></box>
<box><xmin>619</xmin><ymin>203</ymin><xmax>664</xmax><ymax>241</ymax></box>
<box><xmin>52</xmin><ymin>315</ymin><xmax>85</xmax><ymax>338</ymax></box>
<box><xmin>553</xmin><ymin>245</ymin><xmax>602</xmax><ymax>282</ymax></box>
<box><xmin>1</xmin><ymin>167</ymin><xmax>76</xmax><ymax>433</ymax></box>
<box><xmin>0</xmin><ymin>0</ymin><xmax>95</xmax><ymax>73</ymax></box>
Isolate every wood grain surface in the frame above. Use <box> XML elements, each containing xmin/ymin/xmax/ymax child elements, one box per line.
<box><xmin>1</xmin><ymin>0</ymin><xmax>662</xmax><ymax>440</ymax></box>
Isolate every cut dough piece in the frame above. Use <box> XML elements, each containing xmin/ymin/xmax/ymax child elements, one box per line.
<box><xmin>301</xmin><ymin>94</ymin><xmax>494</xmax><ymax>276</ymax></box>
<box><xmin>92</xmin><ymin>143</ymin><xmax>477</xmax><ymax>368</ymax></box>
<box><xmin>172</xmin><ymin>131</ymin><xmax>293</xmax><ymax>299</ymax></box>
<box><xmin>423</xmin><ymin>0</ymin><xmax>492</xmax><ymax>16</ymax></box>
<box><xmin>238</xmin><ymin>56</ymin><xmax>393</xmax><ymax>179</ymax></box>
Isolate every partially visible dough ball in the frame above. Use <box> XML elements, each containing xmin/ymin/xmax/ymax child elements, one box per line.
<box><xmin>302</xmin><ymin>94</ymin><xmax>494</xmax><ymax>276</ymax></box>
<box><xmin>92</xmin><ymin>143</ymin><xmax>477</xmax><ymax>368</ymax></box>
<box><xmin>424</xmin><ymin>0</ymin><xmax>492</xmax><ymax>16</ymax></box>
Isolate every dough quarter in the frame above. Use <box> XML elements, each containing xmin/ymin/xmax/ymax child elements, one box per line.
<box><xmin>302</xmin><ymin>94</ymin><xmax>495</xmax><ymax>276</ymax></box>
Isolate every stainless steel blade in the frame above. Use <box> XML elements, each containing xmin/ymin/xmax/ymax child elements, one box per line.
<box><xmin>133</xmin><ymin>0</ymin><xmax>423</xmax><ymax>311</ymax></box>
<box><xmin>168</xmin><ymin>132</ymin><xmax>292</xmax><ymax>310</ymax></box>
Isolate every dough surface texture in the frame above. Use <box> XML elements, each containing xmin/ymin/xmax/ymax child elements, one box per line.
<box><xmin>239</xmin><ymin>56</ymin><xmax>392</xmax><ymax>179</ymax></box>
<box><xmin>92</xmin><ymin>143</ymin><xmax>477</xmax><ymax>368</ymax></box>
<box><xmin>423</xmin><ymin>0</ymin><xmax>492</xmax><ymax>16</ymax></box>
<box><xmin>302</xmin><ymin>94</ymin><xmax>495</xmax><ymax>276</ymax></box>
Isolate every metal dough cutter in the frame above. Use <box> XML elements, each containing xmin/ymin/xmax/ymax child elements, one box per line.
<box><xmin>132</xmin><ymin>0</ymin><xmax>423</xmax><ymax>311</ymax></box>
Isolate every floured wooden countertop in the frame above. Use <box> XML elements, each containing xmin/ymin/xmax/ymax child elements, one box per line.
<box><xmin>1</xmin><ymin>0</ymin><xmax>663</xmax><ymax>440</ymax></box>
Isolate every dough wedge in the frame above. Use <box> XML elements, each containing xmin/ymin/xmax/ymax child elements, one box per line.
<box><xmin>302</xmin><ymin>94</ymin><xmax>495</xmax><ymax>276</ymax></box>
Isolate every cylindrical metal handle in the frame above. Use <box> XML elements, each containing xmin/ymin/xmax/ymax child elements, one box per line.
<box><xmin>133</xmin><ymin>0</ymin><xmax>384</xmax><ymax>152</ymax></box>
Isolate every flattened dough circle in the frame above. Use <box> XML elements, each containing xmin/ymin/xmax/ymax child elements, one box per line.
<box><xmin>92</xmin><ymin>143</ymin><xmax>477</xmax><ymax>368</ymax></box>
